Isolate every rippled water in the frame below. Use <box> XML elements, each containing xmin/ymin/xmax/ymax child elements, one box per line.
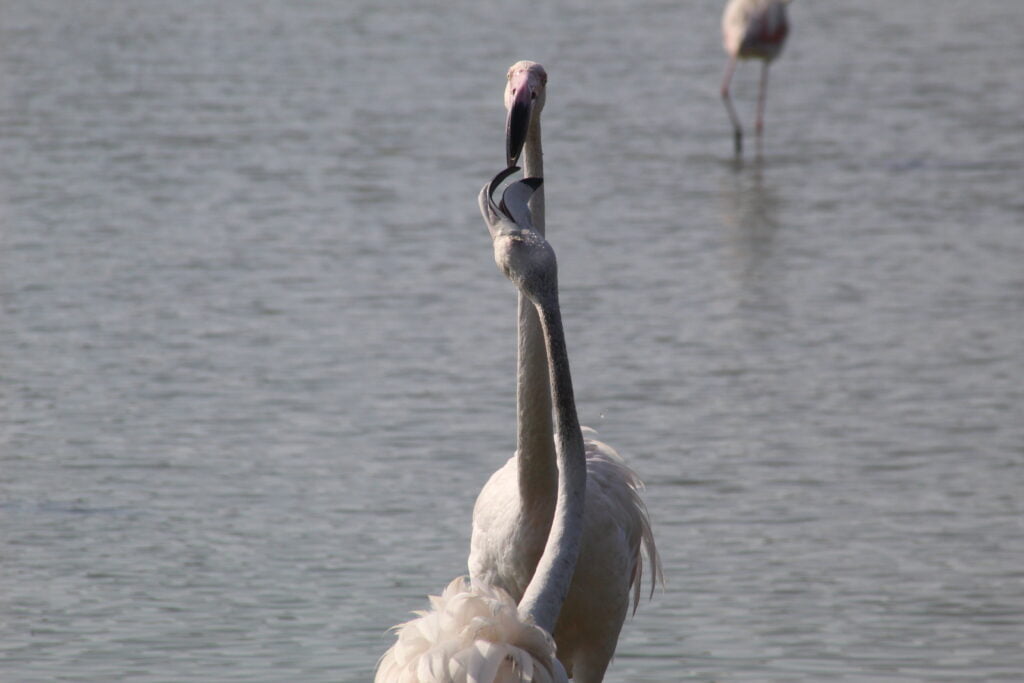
<box><xmin>2</xmin><ymin>1</ymin><xmax>1023</xmax><ymax>681</ymax></box>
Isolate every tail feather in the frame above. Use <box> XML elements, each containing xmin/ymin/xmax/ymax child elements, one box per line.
<box><xmin>580</xmin><ymin>427</ymin><xmax>664</xmax><ymax>614</ymax></box>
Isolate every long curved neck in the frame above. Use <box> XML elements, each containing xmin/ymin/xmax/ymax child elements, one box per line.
<box><xmin>517</xmin><ymin>289</ymin><xmax>586</xmax><ymax>635</ymax></box>
<box><xmin>516</xmin><ymin>119</ymin><xmax>556</xmax><ymax>507</ymax></box>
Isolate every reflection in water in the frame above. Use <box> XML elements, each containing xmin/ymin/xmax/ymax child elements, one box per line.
<box><xmin>717</xmin><ymin>159</ymin><xmax>784</xmax><ymax>303</ymax></box>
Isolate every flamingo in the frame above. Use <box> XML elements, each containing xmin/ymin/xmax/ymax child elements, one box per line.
<box><xmin>720</xmin><ymin>0</ymin><xmax>792</xmax><ymax>154</ymax></box>
<box><xmin>468</xmin><ymin>61</ymin><xmax>662</xmax><ymax>682</ymax></box>
<box><xmin>375</xmin><ymin>171</ymin><xmax>585</xmax><ymax>683</ymax></box>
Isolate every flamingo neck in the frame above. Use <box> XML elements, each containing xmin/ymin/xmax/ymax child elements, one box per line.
<box><xmin>516</xmin><ymin>118</ymin><xmax>556</xmax><ymax>510</ymax></box>
<box><xmin>522</xmin><ymin>120</ymin><xmax>544</xmax><ymax>234</ymax></box>
<box><xmin>517</xmin><ymin>292</ymin><xmax>586</xmax><ymax>635</ymax></box>
<box><xmin>516</xmin><ymin>298</ymin><xmax>557</xmax><ymax>503</ymax></box>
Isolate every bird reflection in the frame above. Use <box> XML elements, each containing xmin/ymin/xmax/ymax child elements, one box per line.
<box><xmin>718</xmin><ymin>161</ymin><xmax>784</xmax><ymax>306</ymax></box>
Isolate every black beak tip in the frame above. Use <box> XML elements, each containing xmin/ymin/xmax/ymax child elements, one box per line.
<box><xmin>505</xmin><ymin>99</ymin><xmax>531</xmax><ymax>169</ymax></box>
<box><xmin>488</xmin><ymin>166</ymin><xmax>520</xmax><ymax>204</ymax></box>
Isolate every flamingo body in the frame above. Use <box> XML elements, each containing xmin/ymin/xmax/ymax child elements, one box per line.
<box><xmin>470</xmin><ymin>431</ymin><xmax>658</xmax><ymax>680</ymax></box>
<box><xmin>723</xmin><ymin>0</ymin><xmax>790</xmax><ymax>61</ymax></box>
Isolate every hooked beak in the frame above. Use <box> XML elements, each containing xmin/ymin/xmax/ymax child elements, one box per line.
<box><xmin>479</xmin><ymin>167</ymin><xmax>543</xmax><ymax>238</ymax></box>
<box><xmin>505</xmin><ymin>71</ymin><xmax>534</xmax><ymax>167</ymax></box>
<box><xmin>480</xmin><ymin>166</ymin><xmax>520</xmax><ymax>237</ymax></box>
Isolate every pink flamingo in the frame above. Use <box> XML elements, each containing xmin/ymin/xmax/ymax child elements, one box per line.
<box><xmin>720</xmin><ymin>0</ymin><xmax>792</xmax><ymax>154</ymax></box>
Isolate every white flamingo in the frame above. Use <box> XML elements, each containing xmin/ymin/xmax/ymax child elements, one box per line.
<box><xmin>468</xmin><ymin>61</ymin><xmax>662</xmax><ymax>682</ymax></box>
<box><xmin>376</xmin><ymin>171</ymin><xmax>584</xmax><ymax>683</ymax></box>
<box><xmin>720</xmin><ymin>0</ymin><xmax>792</xmax><ymax>153</ymax></box>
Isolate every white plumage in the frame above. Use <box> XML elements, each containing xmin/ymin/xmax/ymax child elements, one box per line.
<box><xmin>471</xmin><ymin>428</ymin><xmax>659</xmax><ymax>611</ymax></box>
<box><xmin>722</xmin><ymin>0</ymin><xmax>791</xmax><ymax>61</ymax></box>
<box><xmin>375</xmin><ymin>578</ymin><xmax>568</xmax><ymax>683</ymax></box>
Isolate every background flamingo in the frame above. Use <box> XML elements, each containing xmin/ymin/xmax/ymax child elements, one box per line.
<box><xmin>468</xmin><ymin>61</ymin><xmax>662</xmax><ymax>682</ymax></box>
<box><xmin>376</xmin><ymin>171</ymin><xmax>583</xmax><ymax>683</ymax></box>
<box><xmin>720</xmin><ymin>0</ymin><xmax>792</xmax><ymax>153</ymax></box>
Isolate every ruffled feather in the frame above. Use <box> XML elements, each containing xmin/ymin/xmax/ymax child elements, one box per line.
<box><xmin>376</xmin><ymin>577</ymin><xmax>569</xmax><ymax>683</ymax></box>
<box><xmin>580</xmin><ymin>427</ymin><xmax>664</xmax><ymax>613</ymax></box>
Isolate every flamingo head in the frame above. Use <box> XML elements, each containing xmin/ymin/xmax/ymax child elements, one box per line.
<box><xmin>478</xmin><ymin>167</ymin><xmax>555</xmax><ymax>305</ymax></box>
<box><xmin>505</xmin><ymin>61</ymin><xmax>548</xmax><ymax>168</ymax></box>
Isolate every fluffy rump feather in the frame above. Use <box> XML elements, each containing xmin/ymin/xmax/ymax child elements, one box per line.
<box><xmin>375</xmin><ymin>577</ymin><xmax>568</xmax><ymax>683</ymax></box>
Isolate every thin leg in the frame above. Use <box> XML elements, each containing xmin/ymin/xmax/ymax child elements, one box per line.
<box><xmin>755</xmin><ymin>61</ymin><xmax>771</xmax><ymax>137</ymax></box>
<box><xmin>720</xmin><ymin>55</ymin><xmax>743</xmax><ymax>155</ymax></box>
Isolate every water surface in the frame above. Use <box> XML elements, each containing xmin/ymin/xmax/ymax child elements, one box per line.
<box><xmin>2</xmin><ymin>1</ymin><xmax>1023</xmax><ymax>680</ymax></box>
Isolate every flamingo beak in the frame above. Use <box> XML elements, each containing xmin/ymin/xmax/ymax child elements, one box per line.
<box><xmin>505</xmin><ymin>71</ymin><xmax>534</xmax><ymax>168</ymax></box>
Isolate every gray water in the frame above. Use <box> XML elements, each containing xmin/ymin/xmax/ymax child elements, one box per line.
<box><xmin>2</xmin><ymin>1</ymin><xmax>1023</xmax><ymax>681</ymax></box>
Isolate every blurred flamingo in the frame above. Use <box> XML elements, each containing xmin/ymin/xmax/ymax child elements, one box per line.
<box><xmin>720</xmin><ymin>0</ymin><xmax>792</xmax><ymax>153</ymax></box>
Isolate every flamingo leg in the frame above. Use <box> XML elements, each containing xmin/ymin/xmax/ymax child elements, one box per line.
<box><xmin>720</xmin><ymin>55</ymin><xmax>743</xmax><ymax>155</ymax></box>
<box><xmin>755</xmin><ymin>61</ymin><xmax>771</xmax><ymax>137</ymax></box>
